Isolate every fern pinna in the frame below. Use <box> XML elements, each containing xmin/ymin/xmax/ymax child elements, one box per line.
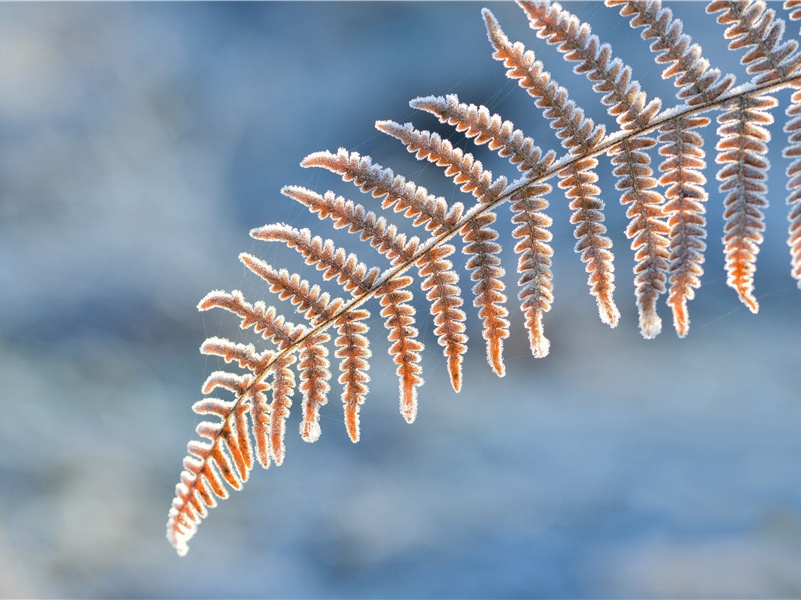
<box><xmin>167</xmin><ymin>0</ymin><xmax>801</xmax><ymax>556</ymax></box>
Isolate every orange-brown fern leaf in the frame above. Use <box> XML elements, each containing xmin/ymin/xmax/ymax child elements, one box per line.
<box><xmin>409</xmin><ymin>94</ymin><xmax>556</xmax><ymax>176</ymax></box>
<box><xmin>561</xmin><ymin>158</ymin><xmax>619</xmax><ymax>327</ymax></box>
<box><xmin>281</xmin><ymin>185</ymin><xmax>420</xmax><ymax>266</ymax></box>
<box><xmin>606</xmin><ymin>0</ymin><xmax>736</xmax><ymax>105</ymax></box>
<box><xmin>251</xmin><ymin>224</ymin><xmax>380</xmax><ymax>295</ymax></box>
<box><xmin>238</xmin><ymin>256</ymin><xmax>337</xmax><ymax>443</ymax></box>
<box><xmin>375</xmin><ymin>120</ymin><xmax>508</xmax><ymax>204</ymax></box>
<box><xmin>377</xmin><ymin>119</ymin><xmax>510</xmax><ymax>373</ymax></box>
<box><xmin>608</xmin><ymin>137</ymin><xmax>670</xmax><ymax>338</ymax></box>
<box><xmin>170</xmin><ymin>1</ymin><xmax>801</xmax><ymax>558</ymax></box>
<box><xmin>483</xmin><ymin>8</ymin><xmax>605</xmax><ymax>154</ymax></box>
<box><xmin>517</xmin><ymin>0</ymin><xmax>669</xmax><ymax>334</ymax></box>
<box><xmin>335</xmin><ymin>308</ymin><xmax>371</xmax><ymax>442</ymax></box>
<box><xmin>708</xmin><ymin>0</ymin><xmax>801</xmax><ymax>85</ymax></box>
<box><xmin>716</xmin><ymin>94</ymin><xmax>775</xmax><ymax>312</ymax></box>
<box><xmin>239</xmin><ymin>253</ymin><xmax>344</xmax><ymax>442</ymax></box>
<box><xmin>200</xmin><ymin>337</ymin><xmax>272</xmax><ymax>374</ymax></box>
<box><xmin>417</xmin><ymin>244</ymin><xmax>468</xmax><ymax>392</ymax></box>
<box><xmin>483</xmin><ymin>8</ymin><xmax>618</xmax><ymax>327</ymax></box>
<box><xmin>460</xmin><ymin>210</ymin><xmax>508</xmax><ymax>377</ymax></box>
<box><xmin>267</xmin><ymin>356</ymin><xmax>295</xmax><ymax>465</ymax></box>
<box><xmin>510</xmin><ymin>183</ymin><xmax>554</xmax><ymax>358</ymax></box>
<box><xmin>708</xmin><ymin>1</ymin><xmax>801</xmax><ymax>308</ymax></box>
<box><xmin>376</xmin><ymin>275</ymin><xmax>423</xmax><ymax>423</ymax></box>
<box><xmin>296</xmin><ymin>333</ymin><xmax>330</xmax><ymax>443</ymax></box>
<box><xmin>279</xmin><ymin>185</ymin><xmax>425</xmax><ymax>422</ymax></box>
<box><xmin>409</xmin><ymin>88</ymin><xmax>556</xmax><ymax>358</ymax></box>
<box><xmin>519</xmin><ymin>0</ymin><xmax>661</xmax><ymax>131</ymax></box>
<box><xmin>784</xmin><ymin>87</ymin><xmax>801</xmax><ymax>286</ymax></box>
<box><xmin>658</xmin><ymin>116</ymin><xmax>709</xmax><ymax>337</ymax></box>
<box><xmin>198</xmin><ymin>289</ymin><xmax>301</xmax><ymax>350</ymax></box>
<box><xmin>167</xmin><ymin>373</ymin><xmax>268</xmax><ymax>557</ymax></box>
<box><xmin>301</xmin><ymin>149</ymin><xmax>463</xmax><ymax>234</ymax></box>
<box><xmin>195</xmin><ymin>295</ymin><xmax>303</xmax><ymax>470</ymax></box>
<box><xmin>609</xmin><ymin>0</ymin><xmax>730</xmax><ymax>336</ymax></box>
<box><xmin>249</xmin><ymin>227</ymin><xmax>376</xmax><ymax>442</ymax></box>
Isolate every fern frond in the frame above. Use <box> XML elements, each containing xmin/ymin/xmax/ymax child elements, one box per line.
<box><xmin>461</xmin><ymin>209</ymin><xmax>509</xmax><ymax>376</ymax></box>
<box><xmin>607</xmin><ymin>0</ymin><xmax>736</xmax><ymax>105</ymax></box>
<box><xmin>410</xmin><ymin>94</ymin><xmax>555</xmax><ymax>176</ymax></box>
<box><xmin>561</xmin><ymin>158</ymin><xmax>620</xmax><ymax>327</ymax></box>
<box><xmin>302</xmin><ymin>149</ymin><xmax>463</xmax><ymax>233</ymax></box>
<box><xmin>376</xmin><ymin>120</ymin><xmax>508</xmax><ymax>204</ymax></box>
<box><xmin>520</xmin><ymin>0</ymin><xmax>661</xmax><ymax>130</ymax></box>
<box><xmin>510</xmin><ymin>183</ymin><xmax>554</xmax><ymax>357</ymax></box>
<box><xmin>417</xmin><ymin>244</ymin><xmax>468</xmax><ymax>392</ymax></box>
<box><xmin>236</xmin><ymin>255</ymin><xmax>336</xmax><ymax>443</ymax></box>
<box><xmin>169</xmin><ymin>1</ymin><xmax>801</xmax><ymax>557</ymax></box>
<box><xmin>297</xmin><ymin>333</ymin><xmax>331</xmax><ymax>443</ymax></box>
<box><xmin>659</xmin><ymin>116</ymin><xmax>709</xmax><ymax>337</ymax></box>
<box><xmin>376</xmin><ymin>276</ymin><xmax>424</xmax><ymax>423</ymax></box>
<box><xmin>241</xmin><ymin>248</ymin><xmax>372</xmax><ymax>442</ymax></box>
<box><xmin>251</xmin><ymin>224</ymin><xmax>380</xmax><ymax>294</ymax></box>
<box><xmin>253</xmin><ymin>196</ymin><xmax>424</xmax><ymax>419</ymax></box>
<box><xmin>335</xmin><ymin>308</ymin><xmax>371</xmax><ymax>442</ymax></box>
<box><xmin>709</xmin><ymin>0</ymin><xmax>801</xmax><ymax>85</ymax></box>
<box><xmin>198</xmin><ymin>290</ymin><xmax>301</xmax><ymax>349</ymax></box>
<box><xmin>168</xmin><ymin>375</ymin><xmax>267</xmax><ymax>557</ymax></box>
<box><xmin>517</xmin><ymin>0</ymin><xmax>670</xmax><ymax>333</ymax></box>
<box><xmin>608</xmin><ymin>137</ymin><xmax>670</xmax><ymax>338</ymax></box>
<box><xmin>483</xmin><ymin>8</ymin><xmax>617</xmax><ymax>325</ymax></box>
<box><xmin>717</xmin><ymin>94</ymin><xmax>775</xmax><ymax>312</ymax></box>
<box><xmin>281</xmin><ymin>185</ymin><xmax>418</xmax><ymax>266</ymax></box>
<box><xmin>267</xmin><ymin>356</ymin><xmax>295</xmax><ymax>464</ymax></box>
<box><xmin>377</xmin><ymin>119</ymin><xmax>512</xmax><ymax>371</ymax></box>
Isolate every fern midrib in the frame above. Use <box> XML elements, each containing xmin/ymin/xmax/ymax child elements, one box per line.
<box><xmin>174</xmin><ymin>71</ymin><xmax>801</xmax><ymax>524</ymax></box>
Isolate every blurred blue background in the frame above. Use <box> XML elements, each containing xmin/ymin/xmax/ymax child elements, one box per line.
<box><xmin>1</xmin><ymin>2</ymin><xmax>801</xmax><ymax>597</ymax></box>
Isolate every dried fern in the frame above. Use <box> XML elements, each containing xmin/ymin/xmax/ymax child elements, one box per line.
<box><xmin>167</xmin><ymin>0</ymin><xmax>801</xmax><ymax>556</ymax></box>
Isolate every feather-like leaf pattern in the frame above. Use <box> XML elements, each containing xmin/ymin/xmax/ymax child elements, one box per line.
<box><xmin>302</xmin><ymin>149</ymin><xmax>463</xmax><ymax>233</ymax></box>
<box><xmin>483</xmin><ymin>8</ymin><xmax>618</xmax><ymax>326</ymax></box>
<box><xmin>510</xmin><ymin>183</ymin><xmax>554</xmax><ymax>357</ymax></box>
<box><xmin>168</xmin><ymin>0</ymin><xmax>801</xmax><ymax>556</ymax></box>
<box><xmin>410</xmin><ymin>94</ymin><xmax>555</xmax><ymax>176</ymax></box>
<box><xmin>708</xmin><ymin>0</ymin><xmax>801</xmax><ymax>85</ymax></box>
<box><xmin>609</xmin><ymin>137</ymin><xmax>670</xmax><ymax>338</ymax></box>
<box><xmin>376</xmin><ymin>276</ymin><xmax>423</xmax><ymax>422</ymax></box>
<box><xmin>659</xmin><ymin>116</ymin><xmax>709</xmax><ymax>337</ymax></box>
<box><xmin>376</xmin><ymin>120</ymin><xmax>508</xmax><ymax>204</ymax></box>
<box><xmin>418</xmin><ymin>244</ymin><xmax>468</xmax><ymax>392</ymax></box>
<box><xmin>717</xmin><ymin>94</ymin><xmax>775</xmax><ymax>312</ymax></box>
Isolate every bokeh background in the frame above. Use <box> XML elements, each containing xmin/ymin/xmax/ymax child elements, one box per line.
<box><xmin>2</xmin><ymin>2</ymin><xmax>801</xmax><ymax>597</ymax></box>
